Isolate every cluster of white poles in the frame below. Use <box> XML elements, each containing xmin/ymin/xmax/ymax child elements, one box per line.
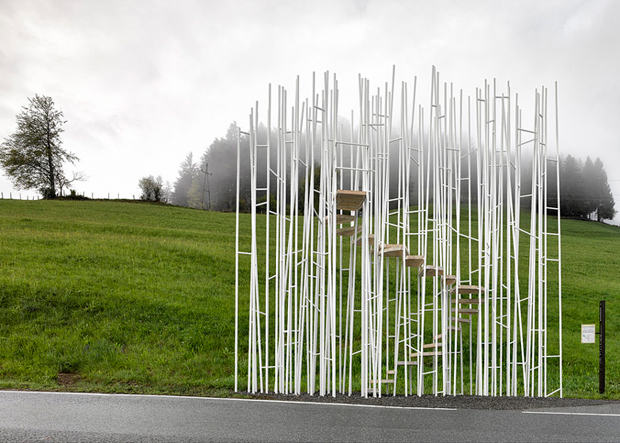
<box><xmin>235</xmin><ymin>67</ymin><xmax>562</xmax><ymax>397</ymax></box>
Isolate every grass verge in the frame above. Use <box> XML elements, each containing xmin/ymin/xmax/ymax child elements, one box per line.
<box><xmin>0</xmin><ymin>200</ymin><xmax>618</xmax><ymax>399</ymax></box>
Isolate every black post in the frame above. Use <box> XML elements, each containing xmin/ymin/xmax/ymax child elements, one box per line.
<box><xmin>599</xmin><ymin>300</ymin><xmax>606</xmax><ymax>394</ymax></box>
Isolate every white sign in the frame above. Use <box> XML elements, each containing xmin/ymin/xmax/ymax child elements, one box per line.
<box><xmin>582</xmin><ymin>324</ymin><xmax>596</xmax><ymax>344</ymax></box>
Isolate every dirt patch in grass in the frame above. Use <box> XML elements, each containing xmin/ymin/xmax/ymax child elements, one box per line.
<box><xmin>57</xmin><ymin>373</ymin><xmax>81</xmax><ymax>387</ymax></box>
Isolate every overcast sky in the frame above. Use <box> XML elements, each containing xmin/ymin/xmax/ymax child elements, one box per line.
<box><xmin>1</xmin><ymin>0</ymin><xmax>619</xmax><ymax>218</ymax></box>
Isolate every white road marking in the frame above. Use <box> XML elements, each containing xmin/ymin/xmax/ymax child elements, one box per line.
<box><xmin>0</xmin><ymin>391</ymin><xmax>457</xmax><ymax>410</ymax></box>
<box><xmin>522</xmin><ymin>411</ymin><xmax>620</xmax><ymax>417</ymax></box>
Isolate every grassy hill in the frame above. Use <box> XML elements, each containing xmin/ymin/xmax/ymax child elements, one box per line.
<box><xmin>0</xmin><ymin>199</ymin><xmax>617</xmax><ymax>399</ymax></box>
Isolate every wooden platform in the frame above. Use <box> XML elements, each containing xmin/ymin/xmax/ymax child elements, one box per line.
<box><xmin>336</xmin><ymin>214</ymin><xmax>356</xmax><ymax>225</ymax></box>
<box><xmin>444</xmin><ymin>275</ymin><xmax>457</xmax><ymax>286</ymax></box>
<box><xmin>405</xmin><ymin>255</ymin><xmax>424</xmax><ymax>268</ymax></box>
<box><xmin>423</xmin><ymin>342</ymin><xmax>442</xmax><ymax>349</ymax></box>
<box><xmin>419</xmin><ymin>265</ymin><xmax>444</xmax><ymax>277</ymax></box>
<box><xmin>355</xmin><ymin>234</ymin><xmax>374</xmax><ymax>246</ymax></box>
<box><xmin>436</xmin><ymin>328</ymin><xmax>462</xmax><ymax>341</ymax></box>
<box><xmin>336</xmin><ymin>225</ymin><xmax>362</xmax><ymax>237</ymax></box>
<box><xmin>369</xmin><ymin>379</ymin><xmax>395</xmax><ymax>384</ymax></box>
<box><xmin>336</xmin><ymin>190</ymin><xmax>366</xmax><ymax>211</ymax></box>
<box><xmin>452</xmin><ymin>298</ymin><xmax>482</xmax><ymax>305</ymax></box>
<box><xmin>396</xmin><ymin>360</ymin><xmax>419</xmax><ymax>366</ymax></box>
<box><xmin>411</xmin><ymin>351</ymin><xmax>442</xmax><ymax>357</ymax></box>
<box><xmin>451</xmin><ymin>285</ymin><xmax>485</xmax><ymax>295</ymax></box>
<box><xmin>380</xmin><ymin>244</ymin><xmax>409</xmax><ymax>258</ymax></box>
<box><xmin>451</xmin><ymin>316</ymin><xmax>472</xmax><ymax>324</ymax></box>
<box><xmin>452</xmin><ymin>307</ymin><xmax>479</xmax><ymax>315</ymax></box>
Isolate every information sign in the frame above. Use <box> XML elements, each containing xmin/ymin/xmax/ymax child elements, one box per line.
<box><xmin>581</xmin><ymin>324</ymin><xmax>595</xmax><ymax>344</ymax></box>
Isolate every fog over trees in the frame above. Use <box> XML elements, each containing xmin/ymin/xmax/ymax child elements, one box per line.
<box><xmin>171</xmin><ymin>123</ymin><xmax>251</xmax><ymax>211</ymax></box>
<box><xmin>559</xmin><ymin>155</ymin><xmax>615</xmax><ymax>221</ymax></box>
<box><xmin>172</xmin><ymin>152</ymin><xmax>199</xmax><ymax>207</ymax></box>
<box><xmin>165</xmin><ymin>122</ymin><xmax>615</xmax><ymax>223</ymax></box>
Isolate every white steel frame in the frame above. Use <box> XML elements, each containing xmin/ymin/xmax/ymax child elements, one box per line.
<box><xmin>235</xmin><ymin>67</ymin><xmax>562</xmax><ymax>397</ymax></box>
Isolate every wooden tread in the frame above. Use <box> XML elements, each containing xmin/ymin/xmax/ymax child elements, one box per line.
<box><xmin>452</xmin><ymin>298</ymin><xmax>483</xmax><ymax>304</ymax></box>
<box><xmin>380</xmin><ymin>244</ymin><xmax>409</xmax><ymax>257</ymax></box>
<box><xmin>419</xmin><ymin>265</ymin><xmax>444</xmax><ymax>277</ymax></box>
<box><xmin>451</xmin><ymin>285</ymin><xmax>485</xmax><ymax>295</ymax></box>
<box><xmin>336</xmin><ymin>190</ymin><xmax>366</xmax><ymax>211</ymax></box>
<box><xmin>452</xmin><ymin>307</ymin><xmax>479</xmax><ymax>315</ymax></box>
<box><xmin>423</xmin><ymin>342</ymin><xmax>442</xmax><ymax>349</ymax></box>
<box><xmin>411</xmin><ymin>351</ymin><xmax>442</xmax><ymax>357</ymax></box>
<box><xmin>436</xmin><ymin>328</ymin><xmax>461</xmax><ymax>340</ymax></box>
<box><xmin>369</xmin><ymin>379</ymin><xmax>395</xmax><ymax>384</ymax></box>
<box><xmin>337</xmin><ymin>225</ymin><xmax>362</xmax><ymax>237</ymax></box>
<box><xmin>355</xmin><ymin>234</ymin><xmax>375</xmax><ymax>246</ymax></box>
<box><xmin>396</xmin><ymin>360</ymin><xmax>419</xmax><ymax>366</ymax></box>
<box><xmin>444</xmin><ymin>275</ymin><xmax>457</xmax><ymax>286</ymax></box>
<box><xmin>451</xmin><ymin>316</ymin><xmax>472</xmax><ymax>324</ymax></box>
<box><xmin>336</xmin><ymin>214</ymin><xmax>356</xmax><ymax>224</ymax></box>
<box><xmin>405</xmin><ymin>255</ymin><xmax>424</xmax><ymax>268</ymax></box>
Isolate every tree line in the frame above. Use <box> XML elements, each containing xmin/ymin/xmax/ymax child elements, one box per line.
<box><xmin>558</xmin><ymin>155</ymin><xmax>615</xmax><ymax>221</ymax></box>
<box><xmin>160</xmin><ymin>125</ymin><xmax>616</xmax><ymax>224</ymax></box>
<box><xmin>162</xmin><ymin>122</ymin><xmax>249</xmax><ymax>210</ymax></box>
<box><xmin>0</xmin><ymin>94</ymin><xmax>614</xmax><ymax>222</ymax></box>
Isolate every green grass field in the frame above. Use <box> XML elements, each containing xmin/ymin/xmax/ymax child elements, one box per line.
<box><xmin>0</xmin><ymin>199</ymin><xmax>618</xmax><ymax>399</ymax></box>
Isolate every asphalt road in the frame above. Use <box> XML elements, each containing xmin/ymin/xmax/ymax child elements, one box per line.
<box><xmin>0</xmin><ymin>391</ymin><xmax>619</xmax><ymax>442</ymax></box>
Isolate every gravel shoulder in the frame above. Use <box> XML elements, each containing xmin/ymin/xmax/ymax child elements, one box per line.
<box><xmin>247</xmin><ymin>392</ymin><xmax>617</xmax><ymax>411</ymax></box>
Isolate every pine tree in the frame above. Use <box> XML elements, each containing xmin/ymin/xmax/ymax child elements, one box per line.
<box><xmin>582</xmin><ymin>157</ymin><xmax>598</xmax><ymax>218</ymax></box>
<box><xmin>593</xmin><ymin>157</ymin><xmax>616</xmax><ymax>222</ymax></box>
<box><xmin>560</xmin><ymin>155</ymin><xmax>587</xmax><ymax>218</ymax></box>
<box><xmin>172</xmin><ymin>152</ymin><xmax>199</xmax><ymax>206</ymax></box>
<box><xmin>201</xmin><ymin>122</ymin><xmax>251</xmax><ymax>211</ymax></box>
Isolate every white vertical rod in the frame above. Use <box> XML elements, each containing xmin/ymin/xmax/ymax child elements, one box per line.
<box><xmin>465</xmin><ymin>96</ymin><xmax>474</xmax><ymax>395</ymax></box>
<box><xmin>234</xmin><ymin>126</ymin><xmax>241</xmax><ymax>392</ymax></box>
<box><xmin>265</xmin><ymin>84</ymin><xmax>272</xmax><ymax>393</ymax></box>
<box><xmin>555</xmin><ymin>81</ymin><xmax>563</xmax><ymax>397</ymax></box>
<box><xmin>504</xmin><ymin>82</ymin><xmax>513</xmax><ymax>397</ymax></box>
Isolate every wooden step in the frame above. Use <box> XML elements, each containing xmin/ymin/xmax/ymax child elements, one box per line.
<box><xmin>436</xmin><ymin>328</ymin><xmax>462</xmax><ymax>341</ymax></box>
<box><xmin>411</xmin><ymin>351</ymin><xmax>442</xmax><ymax>357</ymax></box>
<box><xmin>419</xmin><ymin>265</ymin><xmax>444</xmax><ymax>277</ymax></box>
<box><xmin>405</xmin><ymin>255</ymin><xmax>424</xmax><ymax>268</ymax></box>
<box><xmin>386</xmin><ymin>369</ymin><xmax>396</xmax><ymax>375</ymax></box>
<box><xmin>369</xmin><ymin>379</ymin><xmax>395</xmax><ymax>384</ymax></box>
<box><xmin>452</xmin><ymin>308</ymin><xmax>479</xmax><ymax>315</ymax></box>
<box><xmin>380</xmin><ymin>244</ymin><xmax>409</xmax><ymax>258</ymax></box>
<box><xmin>451</xmin><ymin>285</ymin><xmax>485</xmax><ymax>295</ymax></box>
<box><xmin>336</xmin><ymin>190</ymin><xmax>366</xmax><ymax>211</ymax></box>
<box><xmin>337</xmin><ymin>225</ymin><xmax>362</xmax><ymax>237</ymax></box>
<box><xmin>355</xmin><ymin>233</ymin><xmax>374</xmax><ymax>246</ymax></box>
<box><xmin>452</xmin><ymin>298</ymin><xmax>483</xmax><ymax>304</ymax></box>
<box><xmin>336</xmin><ymin>214</ymin><xmax>356</xmax><ymax>224</ymax></box>
<box><xmin>423</xmin><ymin>342</ymin><xmax>442</xmax><ymax>349</ymax></box>
<box><xmin>396</xmin><ymin>360</ymin><xmax>419</xmax><ymax>366</ymax></box>
<box><xmin>451</xmin><ymin>316</ymin><xmax>472</xmax><ymax>324</ymax></box>
<box><xmin>444</xmin><ymin>275</ymin><xmax>457</xmax><ymax>286</ymax></box>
